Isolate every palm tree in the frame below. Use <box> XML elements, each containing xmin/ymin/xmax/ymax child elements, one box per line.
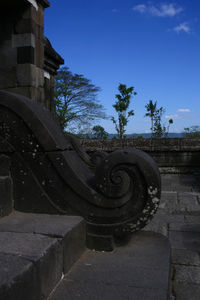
<box><xmin>145</xmin><ymin>100</ymin><xmax>157</xmax><ymax>136</ymax></box>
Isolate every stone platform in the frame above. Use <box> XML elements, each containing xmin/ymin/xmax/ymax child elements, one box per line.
<box><xmin>144</xmin><ymin>174</ymin><xmax>200</xmax><ymax>300</ymax></box>
<box><xmin>49</xmin><ymin>231</ymin><xmax>171</xmax><ymax>300</ymax></box>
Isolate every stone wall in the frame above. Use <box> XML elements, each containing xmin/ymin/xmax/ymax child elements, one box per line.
<box><xmin>0</xmin><ymin>0</ymin><xmax>63</xmax><ymax>111</ymax></box>
<box><xmin>81</xmin><ymin>138</ymin><xmax>200</xmax><ymax>173</ymax></box>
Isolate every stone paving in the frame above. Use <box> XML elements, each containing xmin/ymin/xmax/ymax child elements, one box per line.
<box><xmin>143</xmin><ymin>174</ymin><xmax>200</xmax><ymax>300</ymax></box>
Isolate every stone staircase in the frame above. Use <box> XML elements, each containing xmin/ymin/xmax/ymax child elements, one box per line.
<box><xmin>0</xmin><ymin>212</ymin><xmax>85</xmax><ymax>300</ymax></box>
<box><xmin>0</xmin><ymin>212</ymin><xmax>172</xmax><ymax>300</ymax></box>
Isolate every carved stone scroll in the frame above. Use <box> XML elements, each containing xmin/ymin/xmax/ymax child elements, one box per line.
<box><xmin>0</xmin><ymin>91</ymin><xmax>161</xmax><ymax>250</ymax></box>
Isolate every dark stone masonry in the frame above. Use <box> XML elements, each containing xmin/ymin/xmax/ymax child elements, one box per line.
<box><xmin>0</xmin><ymin>0</ymin><xmax>64</xmax><ymax>112</ymax></box>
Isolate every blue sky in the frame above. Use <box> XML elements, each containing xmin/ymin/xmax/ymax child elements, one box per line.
<box><xmin>45</xmin><ymin>0</ymin><xmax>200</xmax><ymax>134</ymax></box>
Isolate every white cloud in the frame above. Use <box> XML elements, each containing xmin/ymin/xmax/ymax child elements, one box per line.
<box><xmin>173</xmin><ymin>22</ymin><xmax>191</xmax><ymax>34</ymax></box>
<box><xmin>150</xmin><ymin>4</ymin><xmax>183</xmax><ymax>17</ymax></box>
<box><xmin>165</xmin><ymin>114</ymin><xmax>182</xmax><ymax>120</ymax></box>
<box><xmin>132</xmin><ymin>4</ymin><xmax>146</xmax><ymax>14</ymax></box>
<box><xmin>178</xmin><ymin>108</ymin><xmax>191</xmax><ymax>112</ymax></box>
<box><xmin>133</xmin><ymin>3</ymin><xmax>183</xmax><ymax>17</ymax></box>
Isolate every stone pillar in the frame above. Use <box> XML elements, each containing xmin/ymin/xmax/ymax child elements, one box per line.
<box><xmin>0</xmin><ymin>0</ymin><xmax>63</xmax><ymax>111</ymax></box>
<box><xmin>0</xmin><ymin>0</ymin><xmax>50</xmax><ymax>104</ymax></box>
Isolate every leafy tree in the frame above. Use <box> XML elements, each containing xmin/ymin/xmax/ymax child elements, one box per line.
<box><xmin>54</xmin><ymin>67</ymin><xmax>106</xmax><ymax>131</ymax></box>
<box><xmin>145</xmin><ymin>100</ymin><xmax>173</xmax><ymax>138</ymax></box>
<box><xmin>111</xmin><ymin>83</ymin><xmax>137</xmax><ymax>140</ymax></box>
<box><xmin>92</xmin><ymin>125</ymin><xmax>108</xmax><ymax>139</ymax></box>
<box><xmin>183</xmin><ymin>126</ymin><xmax>200</xmax><ymax>138</ymax></box>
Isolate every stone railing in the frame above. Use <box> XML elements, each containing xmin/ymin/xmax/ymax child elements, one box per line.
<box><xmin>81</xmin><ymin>138</ymin><xmax>200</xmax><ymax>173</ymax></box>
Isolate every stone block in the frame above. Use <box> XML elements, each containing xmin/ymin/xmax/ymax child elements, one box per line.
<box><xmin>143</xmin><ymin>219</ymin><xmax>168</xmax><ymax>236</ymax></box>
<box><xmin>36</xmin><ymin>86</ymin><xmax>45</xmax><ymax>103</ymax></box>
<box><xmin>169</xmin><ymin>230</ymin><xmax>200</xmax><ymax>251</ymax></box>
<box><xmin>0</xmin><ymin>39</ymin><xmax>17</xmax><ymax>68</ymax></box>
<box><xmin>35</xmin><ymin>5</ymin><xmax>44</xmax><ymax>26</ymax></box>
<box><xmin>172</xmin><ymin>249</ymin><xmax>200</xmax><ymax>266</ymax></box>
<box><xmin>184</xmin><ymin>215</ymin><xmax>200</xmax><ymax>223</ymax></box>
<box><xmin>14</xmin><ymin>18</ymin><xmax>36</xmax><ymax>34</ymax></box>
<box><xmin>0</xmin><ymin>253</ymin><xmax>39</xmax><ymax>300</ymax></box>
<box><xmin>12</xmin><ymin>33</ymin><xmax>35</xmax><ymax>48</ymax></box>
<box><xmin>173</xmin><ymin>283</ymin><xmax>200</xmax><ymax>300</ymax></box>
<box><xmin>5</xmin><ymin>86</ymin><xmax>36</xmax><ymax>101</ymax></box>
<box><xmin>0</xmin><ymin>67</ymin><xmax>17</xmax><ymax>89</ymax></box>
<box><xmin>177</xmin><ymin>192</ymin><xmax>199</xmax><ymax>212</ymax></box>
<box><xmin>0</xmin><ymin>155</ymin><xmax>11</xmax><ymax>176</ymax></box>
<box><xmin>0</xmin><ymin>231</ymin><xmax>63</xmax><ymax>299</ymax></box>
<box><xmin>16</xmin><ymin>64</ymin><xmax>36</xmax><ymax>87</ymax></box>
<box><xmin>159</xmin><ymin>191</ymin><xmax>178</xmax><ymax>213</ymax></box>
<box><xmin>17</xmin><ymin>46</ymin><xmax>35</xmax><ymax>64</ymax></box>
<box><xmin>173</xmin><ymin>265</ymin><xmax>200</xmax><ymax>284</ymax></box>
<box><xmin>0</xmin><ymin>212</ymin><xmax>86</xmax><ymax>274</ymax></box>
<box><xmin>169</xmin><ymin>223</ymin><xmax>200</xmax><ymax>232</ymax></box>
<box><xmin>35</xmin><ymin>39</ymin><xmax>44</xmax><ymax>68</ymax></box>
<box><xmin>36</xmin><ymin>66</ymin><xmax>44</xmax><ymax>87</ymax></box>
<box><xmin>22</xmin><ymin>5</ymin><xmax>37</xmax><ymax>21</ymax></box>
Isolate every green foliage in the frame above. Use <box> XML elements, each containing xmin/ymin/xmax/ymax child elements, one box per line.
<box><xmin>92</xmin><ymin>125</ymin><xmax>108</xmax><ymax>139</ymax></box>
<box><xmin>145</xmin><ymin>100</ymin><xmax>173</xmax><ymax>138</ymax></box>
<box><xmin>183</xmin><ymin>126</ymin><xmax>200</xmax><ymax>138</ymax></box>
<box><xmin>54</xmin><ymin>67</ymin><xmax>106</xmax><ymax>131</ymax></box>
<box><xmin>111</xmin><ymin>83</ymin><xmax>136</xmax><ymax>140</ymax></box>
<box><xmin>137</xmin><ymin>135</ymin><xmax>144</xmax><ymax>139</ymax></box>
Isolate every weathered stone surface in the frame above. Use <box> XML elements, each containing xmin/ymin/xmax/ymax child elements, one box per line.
<box><xmin>184</xmin><ymin>215</ymin><xmax>200</xmax><ymax>223</ymax></box>
<box><xmin>0</xmin><ymin>175</ymin><xmax>13</xmax><ymax>218</ymax></box>
<box><xmin>0</xmin><ymin>212</ymin><xmax>86</xmax><ymax>274</ymax></box>
<box><xmin>173</xmin><ymin>283</ymin><xmax>200</xmax><ymax>300</ymax></box>
<box><xmin>0</xmin><ymin>67</ymin><xmax>17</xmax><ymax>88</ymax></box>
<box><xmin>16</xmin><ymin>64</ymin><xmax>36</xmax><ymax>87</ymax></box>
<box><xmin>159</xmin><ymin>191</ymin><xmax>178</xmax><ymax>213</ymax></box>
<box><xmin>50</xmin><ymin>232</ymin><xmax>171</xmax><ymax>300</ymax></box>
<box><xmin>12</xmin><ymin>33</ymin><xmax>35</xmax><ymax>48</ymax></box>
<box><xmin>0</xmin><ymin>154</ymin><xmax>11</xmax><ymax>176</ymax></box>
<box><xmin>178</xmin><ymin>192</ymin><xmax>200</xmax><ymax>213</ymax></box>
<box><xmin>0</xmin><ymin>231</ymin><xmax>63</xmax><ymax>298</ymax></box>
<box><xmin>0</xmin><ymin>253</ymin><xmax>39</xmax><ymax>300</ymax></box>
<box><xmin>50</xmin><ymin>280</ymin><xmax>168</xmax><ymax>300</ymax></box>
<box><xmin>169</xmin><ymin>230</ymin><xmax>200</xmax><ymax>251</ymax></box>
<box><xmin>172</xmin><ymin>249</ymin><xmax>200</xmax><ymax>266</ymax></box>
<box><xmin>173</xmin><ymin>265</ymin><xmax>200</xmax><ymax>284</ymax></box>
<box><xmin>0</xmin><ymin>213</ymin><xmax>86</xmax><ymax>299</ymax></box>
<box><xmin>169</xmin><ymin>223</ymin><xmax>200</xmax><ymax>232</ymax></box>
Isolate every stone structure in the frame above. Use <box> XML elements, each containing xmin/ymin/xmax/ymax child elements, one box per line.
<box><xmin>81</xmin><ymin>138</ymin><xmax>200</xmax><ymax>173</ymax></box>
<box><xmin>0</xmin><ymin>90</ymin><xmax>161</xmax><ymax>250</ymax></box>
<box><xmin>0</xmin><ymin>0</ymin><xmax>64</xmax><ymax>112</ymax></box>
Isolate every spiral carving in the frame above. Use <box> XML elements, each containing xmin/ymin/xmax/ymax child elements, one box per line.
<box><xmin>93</xmin><ymin>149</ymin><xmax>161</xmax><ymax>236</ymax></box>
<box><xmin>0</xmin><ymin>90</ymin><xmax>161</xmax><ymax>250</ymax></box>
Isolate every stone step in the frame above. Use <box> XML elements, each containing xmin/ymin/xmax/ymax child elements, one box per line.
<box><xmin>49</xmin><ymin>231</ymin><xmax>171</xmax><ymax>300</ymax></box>
<box><xmin>0</xmin><ymin>212</ymin><xmax>86</xmax><ymax>300</ymax></box>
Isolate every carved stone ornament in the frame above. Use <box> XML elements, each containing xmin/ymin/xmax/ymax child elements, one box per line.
<box><xmin>0</xmin><ymin>91</ymin><xmax>161</xmax><ymax>250</ymax></box>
